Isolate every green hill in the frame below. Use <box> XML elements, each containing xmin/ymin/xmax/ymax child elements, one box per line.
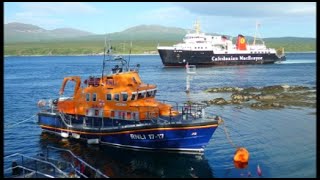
<box><xmin>4</xmin><ymin>23</ymin><xmax>316</xmax><ymax>55</ymax></box>
<box><xmin>4</xmin><ymin>22</ymin><xmax>94</xmax><ymax>43</ymax></box>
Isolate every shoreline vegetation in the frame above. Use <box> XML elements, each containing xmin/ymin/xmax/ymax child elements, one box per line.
<box><xmin>4</xmin><ymin>51</ymin><xmax>316</xmax><ymax>57</ymax></box>
<box><xmin>4</xmin><ymin>38</ymin><xmax>316</xmax><ymax>57</ymax></box>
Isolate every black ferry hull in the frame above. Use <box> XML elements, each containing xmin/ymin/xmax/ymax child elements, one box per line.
<box><xmin>158</xmin><ymin>49</ymin><xmax>286</xmax><ymax>67</ymax></box>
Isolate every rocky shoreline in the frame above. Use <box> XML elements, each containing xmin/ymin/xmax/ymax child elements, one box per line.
<box><xmin>202</xmin><ymin>85</ymin><xmax>316</xmax><ymax>109</ymax></box>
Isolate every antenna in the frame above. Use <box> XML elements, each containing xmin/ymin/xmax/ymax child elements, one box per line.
<box><xmin>194</xmin><ymin>19</ymin><xmax>200</xmax><ymax>34</ymax></box>
<box><xmin>101</xmin><ymin>35</ymin><xmax>107</xmax><ymax>79</ymax></box>
<box><xmin>128</xmin><ymin>41</ymin><xmax>132</xmax><ymax>70</ymax></box>
<box><xmin>108</xmin><ymin>39</ymin><xmax>111</xmax><ymax>55</ymax></box>
<box><xmin>253</xmin><ymin>21</ymin><xmax>258</xmax><ymax>46</ymax></box>
<box><xmin>253</xmin><ymin>21</ymin><xmax>264</xmax><ymax>46</ymax></box>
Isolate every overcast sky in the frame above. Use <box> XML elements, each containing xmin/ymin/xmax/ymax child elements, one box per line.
<box><xmin>4</xmin><ymin>2</ymin><xmax>316</xmax><ymax>38</ymax></box>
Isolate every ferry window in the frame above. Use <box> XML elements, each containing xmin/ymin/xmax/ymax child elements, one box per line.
<box><xmin>106</xmin><ymin>94</ymin><xmax>112</xmax><ymax>101</ymax></box>
<box><xmin>92</xmin><ymin>93</ymin><xmax>97</xmax><ymax>101</ymax></box>
<box><xmin>114</xmin><ymin>94</ymin><xmax>120</xmax><ymax>101</ymax></box>
<box><xmin>86</xmin><ymin>93</ymin><xmax>90</xmax><ymax>101</ymax></box>
<box><xmin>153</xmin><ymin>90</ymin><xmax>157</xmax><ymax>97</ymax></box>
<box><xmin>121</xmin><ymin>93</ymin><xmax>128</xmax><ymax>102</ymax></box>
<box><xmin>131</xmin><ymin>92</ymin><xmax>137</xmax><ymax>101</ymax></box>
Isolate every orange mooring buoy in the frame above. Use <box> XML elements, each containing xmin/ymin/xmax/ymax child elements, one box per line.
<box><xmin>233</xmin><ymin>161</ymin><xmax>248</xmax><ymax>169</ymax></box>
<box><xmin>233</xmin><ymin>147</ymin><xmax>250</xmax><ymax>163</ymax></box>
<box><xmin>221</xmin><ymin>120</ymin><xmax>250</xmax><ymax>168</ymax></box>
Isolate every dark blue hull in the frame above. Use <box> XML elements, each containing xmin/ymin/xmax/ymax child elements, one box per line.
<box><xmin>38</xmin><ymin>112</ymin><xmax>219</xmax><ymax>154</ymax></box>
<box><xmin>158</xmin><ymin>49</ymin><xmax>286</xmax><ymax>66</ymax></box>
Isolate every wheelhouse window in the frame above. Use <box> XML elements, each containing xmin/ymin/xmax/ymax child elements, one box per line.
<box><xmin>152</xmin><ymin>90</ymin><xmax>157</xmax><ymax>97</ymax></box>
<box><xmin>106</xmin><ymin>93</ymin><xmax>112</xmax><ymax>101</ymax></box>
<box><xmin>138</xmin><ymin>91</ymin><xmax>146</xmax><ymax>99</ymax></box>
<box><xmin>146</xmin><ymin>90</ymin><xmax>153</xmax><ymax>97</ymax></box>
<box><xmin>92</xmin><ymin>93</ymin><xmax>97</xmax><ymax>101</ymax></box>
<box><xmin>121</xmin><ymin>92</ymin><xmax>128</xmax><ymax>102</ymax></box>
<box><xmin>131</xmin><ymin>92</ymin><xmax>137</xmax><ymax>101</ymax></box>
<box><xmin>86</xmin><ymin>93</ymin><xmax>90</xmax><ymax>101</ymax></box>
<box><xmin>114</xmin><ymin>94</ymin><xmax>120</xmax><ymax>101</ymax></box>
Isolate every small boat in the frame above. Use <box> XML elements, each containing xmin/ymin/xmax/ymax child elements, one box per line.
<box><xmin>37</xmin><ymin>49</ymin><xmax>221</xmax><ymax>154</ymax></box>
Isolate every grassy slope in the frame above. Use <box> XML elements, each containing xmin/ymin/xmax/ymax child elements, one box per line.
<box><xmin>4</xmin><ymin>40</ymin><xmax>180</xmax><ymax>55</ymax></box>
<box><xmin>4</xmin><ymin>37</ymin><xmax>315</xmax><ymax>56</ymax></box>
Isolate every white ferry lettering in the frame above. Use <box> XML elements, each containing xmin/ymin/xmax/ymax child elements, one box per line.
<box><xmin>211</xmin><ymin>56</ymin><xmax>263</xmax><ymax>61</ymax></box>
<box><xmin>211</xmin><ymin>56</ymin><xmax>239</xmax><ymax>61</ymax></box>
<box><xmin>239</xmin><ymin>56</ymin><xmax>263</xmax><ymax>61</ymax></box>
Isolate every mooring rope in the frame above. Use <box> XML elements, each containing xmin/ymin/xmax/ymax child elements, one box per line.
<box><xmin>219</xmin><ymin>118</ymin><xmax>250</xmax><ymax>165</ymax></box>
<box><xmin>219</xmin><ymin>119</ymin><xmax>238</xmax><ymax>149</ymax></box>
<box><xmin>5</xmin><ymin>114</ymin><xmax>37</xmax><ymax>128</ymax></box>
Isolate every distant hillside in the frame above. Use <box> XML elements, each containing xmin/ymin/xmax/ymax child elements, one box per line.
<box><xmin>62</xmin><ymin>24</ymin><xmax>188</xmax><ymax>42</ymax></box>
<box><xmin>263</xmin><ymin>37</ymin><xmax>316</xmax><ymax>52</ymax></box>
<box><xmin>4</xmin><ymin>23</ymin><xmax>316</xmax><ymax>55</ymax></box>
<box><xmin>117</xmin><ymin>25</ymin><xmax>187</xmax><ymax>41</ymax></box>
<box><xmin>4</xmin><ymin>22</ymin><xmax>94</xmax><ymax>43</ymax></box>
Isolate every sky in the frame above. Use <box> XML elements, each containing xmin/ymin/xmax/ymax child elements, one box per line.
<box><xmin>4</xmin><ymin>2</ymin><xmax>316</xmax><ymax>38</ymax></box>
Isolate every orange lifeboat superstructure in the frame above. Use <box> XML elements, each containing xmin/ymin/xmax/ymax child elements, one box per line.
<box><xmin>57</xmin><ymin>59</ymin><xmax>178</xmax><ymax>121</ymax></box>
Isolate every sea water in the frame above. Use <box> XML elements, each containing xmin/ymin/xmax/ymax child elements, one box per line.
<box><xmin>4</xmin><ymin>52</ymin><xmax>316</xmax><ymax>178</ymax></box>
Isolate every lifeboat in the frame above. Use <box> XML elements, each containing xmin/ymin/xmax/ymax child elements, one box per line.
<box><xmin>37</xmin><ymin>50</ymin><xmax>221</xmax><ymax>154</ymax></box>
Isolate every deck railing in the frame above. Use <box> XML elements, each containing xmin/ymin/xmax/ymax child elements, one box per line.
<box><xmin>40</xmin><ymin>101</ymin><xmax>214</xmax><ymax>131</ymax></box>
<box><xmin>46</xmin><ymin>146</ymin><xmax>109</xmax><ymax>178</ymax></box>
<box><xmin>4</xmin><ymin>153</ymin><xmax>70</xmax><ymax>178</ymax></box>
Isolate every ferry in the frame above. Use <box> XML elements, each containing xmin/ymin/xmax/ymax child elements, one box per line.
<box><xmin>37</xmin><ymin>50</ymin><xmax>222</xmax><ymax>154</ymax></box>
<box><xmin>157</xmin><ymin>20</ymin><xmax>286</xmax><ymax>66</ymax></box>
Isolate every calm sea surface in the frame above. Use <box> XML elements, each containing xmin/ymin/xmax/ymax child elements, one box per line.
<box><xmin>4</xmin><ymin>53</ymin><xmax>316</xmax><ymax>178</ymax></box>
